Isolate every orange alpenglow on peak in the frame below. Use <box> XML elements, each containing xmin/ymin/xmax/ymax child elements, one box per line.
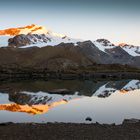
<box><xmin>118</xmin><ymin>43</ymin><xmax>128</xmax><ymax>47</ymax></box>
<box><xmin>0</xmin><ymin>100</ymin><xmax>67</xmax><ymax>115</ymax></box>
<box><xmin>0</xmin><ymin>24</ymin><xmax>49</xmax><ymax>36</ymax></box>
<box><xmin>119</xmin><ymin>89</ymin><xmax>129</xmax><ymax>94</ymax></box>
<box><xmin>0</xmin><ymin>28</ymin><xmax>20</xmax><ymax>36</ymax></box>
<box><xmin>19</xmin><ymin>24</ymin><xmax>36</xmax><ymax>29</ymax></box>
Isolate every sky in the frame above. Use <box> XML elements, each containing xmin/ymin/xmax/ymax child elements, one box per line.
<box><xmin>0</xmin><ymin>0</ymin><xmax>140</xmax><ymax>45</ymax></box>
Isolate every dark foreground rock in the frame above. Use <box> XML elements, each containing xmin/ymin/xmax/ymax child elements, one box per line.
<box><xmin>0</xmin><ymin>121</ymin><xmax>140</xmax><ymax>140</ymax></box>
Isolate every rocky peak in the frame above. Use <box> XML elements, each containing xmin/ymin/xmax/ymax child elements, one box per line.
<box><xmin>8</xmin><ymin>34</ymin><xmax>51</xmax><ymax>48</ymax></box>
<box><xmin>118</xmin><ymin>43</ymin><xmax>139</xmax><ymax>49</ymax></box>
<box><xmin>96</xmin><ymin>39</ymin><xmax>115</xmax><ymax>46</ymax></box>
<box><xmin>0</xmin><ymin>24</ymin><xmax>80</xmax><ymax>48</ymax></box>
<box><xmin>118</xmin><ymin>43</ymin><xmax>129</xmax><ymax>47</ymax></box>
<box><xmin>77</xmin><ymin>40</ymin><xmax>93</xmax><ymax>46</ymax></box>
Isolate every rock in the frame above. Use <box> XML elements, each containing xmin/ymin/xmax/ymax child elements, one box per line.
<box><xmin>0</xmin><ymin>122</ymin><xmax>13</xmax><ymax>126</ymax></box>
<box><xmin>8</xmin><ymin>34</ymin><xmax>50</xmax><ymax>48</ymax></box>
<box><xmin>48</xmin><ymin>89</ymin><xmax>73</xmax><ymax>95</ymax></box>
<box><xmin>96</xmin><ymin>39</ymin><xmax>115</xmax><ymax>46</ymax></box>
<box><xmin>85</xmin><ymin>117</ymin><xmax>92</xmax><ymax>121</ymax></box>
<box><xmin>110</xmin><ymin>123</ymin><xmax>116</xmax><ymax>126</ymax></box>
<box><xmin>95</xmin><ymin>122</ymin><xmax>100</xmax><ymax>125</ymax></box>
<box><xmin>123</xmin><ymin>119</ymin><xmax>140</xmax><ymax>124</ymax></box>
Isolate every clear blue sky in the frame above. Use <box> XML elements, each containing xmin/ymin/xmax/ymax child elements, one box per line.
<box><xmin>0</xmin><ymin>0</ymin><xmax>140</xmax><ymax>45</ymax></box>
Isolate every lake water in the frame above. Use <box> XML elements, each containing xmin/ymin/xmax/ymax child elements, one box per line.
<box><xmin>0</xmin><ymin>79</ymin><xmax>140</xmax><ymax>124</ymax></box>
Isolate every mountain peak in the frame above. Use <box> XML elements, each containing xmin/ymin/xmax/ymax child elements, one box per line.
<box><xmin>118</xmin><ymin>43</ymin><xmax>129</xmax><ymax>47</ymax></box>
<box><xmin>0</xmin><ymin>24</ymin><xmax>80</xmax><ymax>48</ymax></box>
<box><xmin>96</xmin><ymin>39</ymin><xmax>115</xmax><ymax>46</ymax></box>
<box><xmin>0</xmin><ymin>24</ymin><xmax>50</xmax><ymax>36</ymax></box>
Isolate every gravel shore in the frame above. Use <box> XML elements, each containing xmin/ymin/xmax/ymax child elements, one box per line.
<box><xmin>0</xmin><ymin>121</ymin><xmax>140</xmax><ymax>140</ymax></box>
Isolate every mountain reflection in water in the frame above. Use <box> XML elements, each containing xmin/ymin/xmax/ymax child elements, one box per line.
<box><xmin>0</xmin><ymin>100</ymin><xmax>67</xmax><ymax>115</ymax></box>
<box><xmin>0</xmin><ymin>79</ymin><xmax>140</xmax><ymax>123</ymax></box>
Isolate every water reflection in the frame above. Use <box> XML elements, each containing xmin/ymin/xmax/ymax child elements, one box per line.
<box><xmin>0</xmin><ymin>101</ymin><xmax>67</xmax><ymax>115</ymax></box>
<box><xmin>0</xmin><ymin>79</ymin><xmax>140</xmax><ymax>124</ymax></box>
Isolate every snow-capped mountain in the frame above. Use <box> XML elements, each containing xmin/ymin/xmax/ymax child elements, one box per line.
<box><xmin>0</xmin><ymin>24</ymin><xmax>140</xmax><ymax>68</ymax></box>
<box><xmin>1</xmin><ymin>80</ymin><xmax>140</xmax><ymax>108</ymax></box>
<box><xmin>122</xmin><ymin>80</ymin><xmax>140</xmax><ymax>91</ymax></box>
<box><xmin>0</xmin><ymin>24</ymin><xmax>49</xmax><ymax>35</ymax></box>
<box><xmin>0</xmin><ymin>24</ymin><xmax>80</xmax><ymax>48</ymax></box>
<box><xmin>9</xmin><ymin>91</ymin><xmax>83</xmax><ymax>105</ymax></box>
<box><xmin>93</xmin><ymin>80</ymin><xmax>140</xmax><ymax>98</ymax></box>
<box><xmin>118</xmin><ymin>43</ymin><xmax>140</xmax><ymax>57</ymax></box>
<box><xmin>93</xmin><ymin>84</ymin><xmax>116</xmax><ymax>98</ymax></box>
<box><xmin>0</xmin><ymin>24</ymin><xmax>139</xmax><ymax>57</ymax></box>
<box><xmin>93</xmin><ymin>39</ymin><xmax>140</xmax><ymax>57</ymax></box>
<box><xmin>0</xmin><ymin>91</ymin><xmax>83</xmax><ymax>115</ymax></box>
<box><xmin>93</xmin><ymin>39</ymin><xmax>116</xmax><ymax>53</ymax></box>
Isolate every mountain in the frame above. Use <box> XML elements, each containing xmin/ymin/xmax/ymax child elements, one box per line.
<box><xmin>0</xmin><ymin>79</ymin><xmax>139</xmax><ymax>108</ymax></box>
<box><xmin>119</xmin><ymin>43</ymin><xmax>140</xmax><ymax>57</ymax></box>
<box><xmin>93</xmin><ymin>39</ymin><xmax>140</xmax><ymax>57</ymax></box>
<box><xmin>93</xmin><ymin>80</ymin><xmax>140</xmax><ymax>98</ymax></box>
<box><xmin>0</xmin><ymin>24</ymin><xmax>79</xmax><ymax>48</ymax></box>
<box><xmin>9</xmin><ymin>91</ymin><xmax>83</xmax><ymax>105</ymax></box>
<box><xmin>0</xmin><ymin>24</ymin><xmax>140</xmax><ymax>69</ymax></box>
<box><xmin>0</xmin><ymin>90</ymin><xmax>83</xmax><ymax>115</ymax></box>
<box><xmin>0</xmin><ymin>79</ymin><xmax>139</xmax><ymax>115</ymax></box>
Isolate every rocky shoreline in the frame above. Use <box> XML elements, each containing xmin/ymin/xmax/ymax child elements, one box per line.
<box><xmin>0</xmin><ymin>119</ymin><xmax>140</xmax><ymax>140</ymax></box>
<box><xmin>0</xmin><ymin>71</ymin><xmax>140</xmax><ymax>81</ymax></box>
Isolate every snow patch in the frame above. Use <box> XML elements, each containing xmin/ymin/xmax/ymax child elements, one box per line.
<box><xmin>121</xmin><ymin>46</ymin><xmax>140</xmax><ymax>57</ymax></box>
<box><xmin>21</xmin><ymin>91</ymin><xmax>83</xmax><ymax>104</ymax></box>
<box><xmin>122</xmin><ymin>80</ymin><xmax>140</xmax><ymax>90</ymax></box>
<box><xmin>93</xmin><ymin>41</ymin><xmax>116</xmax><ymax>53</ymax></box>
<box><xmin>93</xmin><ymin>83</ymin><xmax>116</xmax><ymax>97</ymax></box>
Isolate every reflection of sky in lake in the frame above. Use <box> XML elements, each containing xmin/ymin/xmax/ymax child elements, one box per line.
<box><xmin>0</xmin><ymin>80</ymin><xmax>140</xmax><ymax>124</ymax></box>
